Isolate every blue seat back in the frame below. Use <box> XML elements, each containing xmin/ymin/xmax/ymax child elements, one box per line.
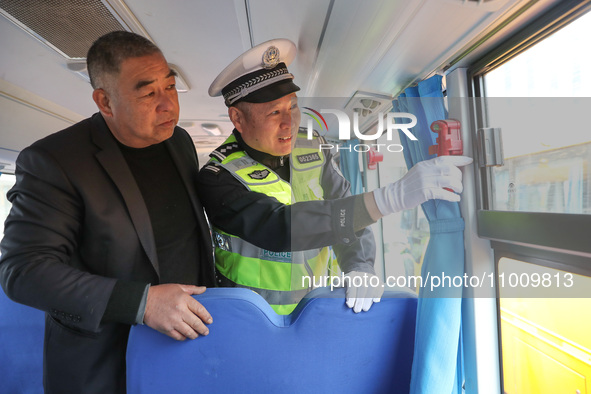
<box><xmin>0</xmin><ymin>287</ymin><xmax>45</xmax><ymax>394</ymax></box>
<box><xmin>127</xmin><ymin>287</ymin><xmax>417</xmax><ymax>394</ymax></box>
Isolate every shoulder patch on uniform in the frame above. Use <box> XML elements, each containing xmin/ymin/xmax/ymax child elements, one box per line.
<box><xmin>297</xmin><ymin>152</ymin><xmax>321</xmax><ymax>164</ymax></box>
<box><xmin>203</xmin><ymin>163</ymin><xmax>221</xmax><ymax>174</ymax></box>
<box><xmin>211</xmin><ymin>142</ymin><xmax>241</xmax><ymax>161</ymax></box>
<box><xmin>248</xmin><ymin>169</ymin><xmax>270</xmax><ymax>180</ymax></box>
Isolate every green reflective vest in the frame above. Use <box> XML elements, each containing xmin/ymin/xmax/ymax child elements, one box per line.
<box><xmin>209</xmin><ymin>132</ymin><xmax>336</xmax><ymax>314</ymax></box>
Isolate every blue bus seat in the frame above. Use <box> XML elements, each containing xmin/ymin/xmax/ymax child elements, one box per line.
<box><xmin>127</xmin><ymin>287</ymin><xmax>417</xmax><ymax>393</ymax></box>
<box><xmin>0</xmin><ymin>286</ymin><xmax>45</xmax><ymax>394</ymax></box>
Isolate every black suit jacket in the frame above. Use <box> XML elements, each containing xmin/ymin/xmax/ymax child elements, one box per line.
<box><xmin>0</xmin><ymin>113</ymin><xmax>215</xmax><ymax>393</ymax></box>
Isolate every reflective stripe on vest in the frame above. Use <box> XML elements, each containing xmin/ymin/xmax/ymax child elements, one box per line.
<box><xmin>209</xmin><ymin>133</ymin><xmax>333</xmax><ymax>314</ymax></box>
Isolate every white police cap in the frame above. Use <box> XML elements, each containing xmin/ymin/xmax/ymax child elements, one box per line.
<box><xmin>209</xmin><ymin>38</ymin><xmax>300</xmax><ymax>107</ymax></box>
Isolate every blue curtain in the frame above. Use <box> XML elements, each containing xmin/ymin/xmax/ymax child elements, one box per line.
<box><xmin>393</xmin><ymin>75</ymin><xmax>465</xmax><ymax>394</ymax></box>
<box><xmin>339</xmin><ymin>139</ymin><xmax>363</xmax><ymax>195</ymax></box>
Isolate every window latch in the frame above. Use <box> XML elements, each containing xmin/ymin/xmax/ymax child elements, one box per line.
<box><xmin>477</xmin><ymin>127</ymin><xmax>504</xmax><ymax>167</ymax></box>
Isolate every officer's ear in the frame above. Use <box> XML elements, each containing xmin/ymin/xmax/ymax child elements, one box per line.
<box><xmin>228</xmin><ymin>105</ymin><xmax>246</xmax><ymax>133</ymax></box>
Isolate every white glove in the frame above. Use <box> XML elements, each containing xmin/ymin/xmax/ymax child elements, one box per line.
<box><xmin>344</xmin><ymin>271</ymin><xmax>384</xmax><ymax>313</ymax></box>
<box><xmin>373</xmin><ymin>155</ymin><xmax>473</xmax><ymax>216</ymax></box>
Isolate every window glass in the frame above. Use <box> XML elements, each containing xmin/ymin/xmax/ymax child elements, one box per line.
<box><xmin>0</xmin><ymin>173</ymin><xmax>16</xmax><ymax>238</ymax></box>
<box><xmin>498</xmin><ymin>258</ymin><xmax>591</xmax><ymax>394</ymax></box>
<box><xmin>483</xmin><ymin>11</ymin><xmax>591</xmax><ymax>213</ymax></box>
<box><xmin>486</xmin><ymin>11</ymin><xmax>591</xmax><ymax>98</ymax></box>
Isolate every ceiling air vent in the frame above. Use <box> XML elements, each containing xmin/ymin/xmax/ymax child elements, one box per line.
<box><xmin>344</xmin><ymin>91</ymin><xmax>393</xmax><ymax>136</ymax></box>
<box><xmin>0</xmin><ymin>0</ymin><xmax>150</xmax><ymax>59</ymax></box>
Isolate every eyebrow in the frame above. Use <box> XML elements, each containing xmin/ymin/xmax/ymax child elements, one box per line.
<box><xmin>134</xmin><ymin>69</ymin><xmax>178</xmax><ymax>91</ymax></box>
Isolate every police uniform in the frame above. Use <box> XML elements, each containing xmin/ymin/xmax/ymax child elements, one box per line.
<box><xmin>199</xmin><ymin>39</ymin><xmax>376</xmax><ymax>314</ymax></box>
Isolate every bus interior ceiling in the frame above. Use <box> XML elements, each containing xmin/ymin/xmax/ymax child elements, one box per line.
<box><xmin>0</xmin><ymin>0</ymin><xmax>563</xmax><ymax>172</ymax></box>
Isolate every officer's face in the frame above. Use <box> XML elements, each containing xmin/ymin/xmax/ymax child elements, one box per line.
<box><xmin>231</xmin><ymin>93</ymin><xmax>300</xmax><ymax>156</ymax></box>
<box><xmin>93</xmin><ymin>52</ymin><xmax>180</xmax><ymax>148</ymax></box>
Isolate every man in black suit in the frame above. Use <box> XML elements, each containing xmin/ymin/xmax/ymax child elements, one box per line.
<box><xmin>0</xmin><ymin>31</ymin><xmax>215</xmax><ymax>393</ymax></box>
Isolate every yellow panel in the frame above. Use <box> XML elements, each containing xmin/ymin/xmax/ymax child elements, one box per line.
<box><xmin>514</xmin><ymin>339</ymin><xmax>585</xmax><ymax>393</ymax></box>
<box><xmin>501</xmin><ymin>308</ymin><xmax>591</xmax><ymax>394</ymax></box>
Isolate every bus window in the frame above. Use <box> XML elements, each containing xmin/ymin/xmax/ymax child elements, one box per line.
<box><xmin>474</xmin><ymin>5</ymin><xmax>591</xmax><ymax>394</ymax></box>
<box><xmin>484</xmin><ymin>9</ymin><xmax>591</xmax><ymax>214</ymax></box>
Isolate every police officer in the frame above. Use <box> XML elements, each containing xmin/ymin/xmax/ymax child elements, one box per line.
<box><xmin>197</xmin><ymin>39</ymin><xmax>471</xmax><ymax>315</ymax></box>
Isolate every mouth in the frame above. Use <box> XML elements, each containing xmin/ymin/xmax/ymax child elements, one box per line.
<box><xmin>278</xmin><ymin>136</ymin><xmax>292</xmax><ymax>143</ymax></box>
<box><xmin>159</xmin><ymin>119</ymin><xmax>176</xmax><ymax>128</ymax></box>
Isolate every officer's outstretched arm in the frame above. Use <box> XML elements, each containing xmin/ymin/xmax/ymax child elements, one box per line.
<box><xmin>372</xmin><ymin>156</ymin><xmax>472</xmax><ymax>216</ymax></box>
<box><xmin>343</xmin><ymin>155</ymin><xmax>473</xmax><ymax>313</ymax></box>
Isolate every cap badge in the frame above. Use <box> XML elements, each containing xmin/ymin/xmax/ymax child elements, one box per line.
<box><xmin>262</xmin><ymin>46</ymin><xmax>280</xmax><ymax>69</ymax></box>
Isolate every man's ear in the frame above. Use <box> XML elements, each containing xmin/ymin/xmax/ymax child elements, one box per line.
<box><xmin>228</xmin><ymin>106</ymin><xmax>244</xmax><ymax>133</ymax></box>
<box><xmin>92</xmin><ymin>88</ymin><xmax>114</xmax><ymax>118</ymax></box>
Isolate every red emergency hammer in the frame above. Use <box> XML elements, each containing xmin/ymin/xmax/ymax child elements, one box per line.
<box><xmin>428</xmin><ymin>119</ymin><xmax>463</xmax><ymax>192</ymax></box>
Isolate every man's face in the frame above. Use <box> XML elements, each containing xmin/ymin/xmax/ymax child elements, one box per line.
<box><xmin>232</xmin><ymin>93</ymin><xmax>301</xmax><ymax>157</ymax></box>
<box><xmin>97</xmin><ymin>52</ymin><xmax>179</xmax><ymax>148</ymax></box>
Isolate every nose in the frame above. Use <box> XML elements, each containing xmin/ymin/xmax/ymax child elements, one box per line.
<box><xmin>281</xmin><ymin>111</ymin><xmax>292</xmax><ymax>129</ymax></box>
<box><xmin>157</xmin><ymin>89</ymin><xmax>178</xmax><ymax>112</ymax></box>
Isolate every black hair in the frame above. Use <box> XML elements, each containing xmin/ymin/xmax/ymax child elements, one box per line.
<box><xmin>86</xmin><ymin>31</ymin><xmax>161</xmax><ymax>89</ymax></box>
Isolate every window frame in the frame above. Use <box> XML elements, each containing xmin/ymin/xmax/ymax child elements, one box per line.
<box><xmin>466</xmin><ymin>2</ymin><xmax>591</xmax><ymax>392</ymax></box>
